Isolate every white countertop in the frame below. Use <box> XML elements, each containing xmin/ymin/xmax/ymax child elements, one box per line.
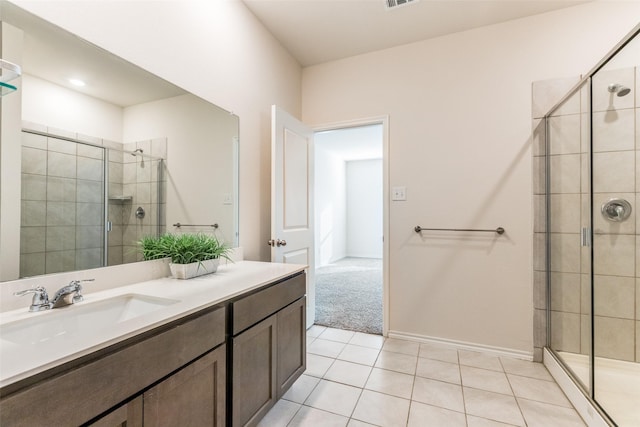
<box><xmin>0</xmin><ymin>261</ymin><xmax>306</xmax><ymax>388</ymax></box>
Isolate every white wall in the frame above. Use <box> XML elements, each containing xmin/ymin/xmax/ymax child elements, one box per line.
<box><xmin>21</xmin><ymin>74</ymin><xmax>124</xmax><ymax>142</ymax></box>
<box><xmin>315</xmin><ymin>145</ymin><xmax>346</xmax><ymax>266</ymax></box>
<box><xmin>13</xmin><ymin>0</ymin><xmax>302</xmax><ymax>261</ymax></box>
<box><xmin>315</xmin><ymin>155</ymin><xmax>383</xmax><ymax>264</ymax></box>
<box><xmin>346</xmin><ymin>159</ymin><xmax>382</xmax><ymax>259</ymax></box>
<box><xmin>302</xmin><ymin>2</ymin><xmax>640</xmax><ymax>354</ymax></box>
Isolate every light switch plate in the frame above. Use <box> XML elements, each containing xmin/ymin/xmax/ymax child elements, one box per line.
<box><xmin>392</xmin><ymin>186</ymin><xmax>406</xmax><ymax>201</ymax></box>
<box><xmin>223</xmin><ymin>194</ymin><xmax>233</xmax><ymax>205</ymax></box>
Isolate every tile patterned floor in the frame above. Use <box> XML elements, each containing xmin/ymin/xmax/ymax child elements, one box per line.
<box><xmin>257</xmin><ymin>325</ymin><xmax>586</xmax><ymax>427</ymax></box>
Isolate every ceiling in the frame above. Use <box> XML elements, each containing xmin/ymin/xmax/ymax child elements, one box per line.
<box><xmin>242</xmin><ymin>0</ymin><xmax>589</xmax><ymax>67</ymax></box>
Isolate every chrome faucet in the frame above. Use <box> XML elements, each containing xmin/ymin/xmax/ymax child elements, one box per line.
<box><xmin>50</xmin><ymin>279</ymin><xmax>93</xmax><ymax>308</ymax></box>
<box><xmin>14</xmin><ymin>279</ymin><xmax>94</xmax><ymax>312</ymax></box>
<box><xmin>13</xmin><ymin>286</ymin><xmax>52</xmax><ymax>312</ymax></box>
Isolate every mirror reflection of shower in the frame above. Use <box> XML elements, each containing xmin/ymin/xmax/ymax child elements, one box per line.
<box><xmin>607</xmin><ymin>83</ymin><xmax>631</xmax><ymax>96</ymax></box>
<box><xmin>19</xmin><ymin>126</ymin><xmax>167</xmax><ymax>277</ymax></box>
<box><xmin>131</xmin><ymin>148</ymin><xmax>145</xmax><ymax>167</ymax></box>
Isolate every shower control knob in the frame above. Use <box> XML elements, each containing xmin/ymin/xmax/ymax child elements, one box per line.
<box><xmin>135</xmin><ymin>206</ymin><xmax>145</xmax><ymax>219</ymax></box>
<box><xmin>601</xmin><ymin>198</ymin><xmax>632</xmax><ymax>222</ymax></box>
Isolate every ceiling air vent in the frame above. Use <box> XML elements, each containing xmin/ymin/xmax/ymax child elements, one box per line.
<box><xmin>385</xmin><ymin>0</ymin><xmax>418</xmax><ymax>10</ymax></box>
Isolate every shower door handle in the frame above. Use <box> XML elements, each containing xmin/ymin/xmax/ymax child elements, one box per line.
<box><xmin>581</xmin><ymin>227</ymin><xmax>591</xmax><ymax>247</ymax></box>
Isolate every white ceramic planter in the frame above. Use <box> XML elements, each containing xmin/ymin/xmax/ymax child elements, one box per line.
<box><xmin>169</xmin><ymin>258</ymin><xmax>220</xmax><ymax>279</ymax></box>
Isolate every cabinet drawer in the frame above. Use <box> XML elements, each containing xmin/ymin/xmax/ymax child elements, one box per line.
<box><xmin>232</xmin><ymin>273</ymin><xmax>305</xmax><ymax>335</ymax></box>
<box><xmin>0</xmin><ymin>305</ymin><xmax>225</xmax><ymax>427</ymax></box>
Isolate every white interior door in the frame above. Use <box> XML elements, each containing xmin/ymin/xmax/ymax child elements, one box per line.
<box><xmin>271</xmin><ymin>105</ymin><xmax>315</xmax><ymax>327</ymax></box>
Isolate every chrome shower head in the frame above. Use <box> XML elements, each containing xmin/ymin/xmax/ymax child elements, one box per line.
<box><xmin>608</xmin><ymin>83</ymin><xmax>631</xmax><ymax>97</ymax></box>
<box><xmin>131</xmin><ymin>148</ymin><xmax>144</xmax><ymax>156</ymax></box>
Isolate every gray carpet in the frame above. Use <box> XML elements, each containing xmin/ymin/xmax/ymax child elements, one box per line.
<box><xmin>314</xmin><ymin>257</ymin><xmax>382</xmax><ymax>335</ymax></box>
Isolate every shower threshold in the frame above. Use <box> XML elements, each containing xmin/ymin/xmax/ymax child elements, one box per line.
<box><xmin>557</xmin><ymin>351</ymin><xmax>640</xmax><ymax>427</ymax></box>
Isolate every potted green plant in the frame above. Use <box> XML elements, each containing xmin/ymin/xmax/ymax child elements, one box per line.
<box><xmin>138</xmin><ymin>233</ymin><xmax>232</xmax><ymax>279</ymax></box>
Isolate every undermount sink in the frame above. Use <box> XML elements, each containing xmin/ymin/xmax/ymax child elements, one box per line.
<box><xmin>1</xmin><ymin>294</ymin><xmax>179</xmax><ymax>346</ymax></box>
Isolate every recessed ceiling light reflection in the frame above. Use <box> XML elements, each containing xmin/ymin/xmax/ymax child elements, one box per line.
<box><xmin>68</xmin><ymin>78</ymin><xmax>86</xmax><ymax>87</ymax></box>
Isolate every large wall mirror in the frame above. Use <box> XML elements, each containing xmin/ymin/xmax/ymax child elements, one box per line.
<box><xmin>0</xmin><ymin>1</ymin><xmax>239</xmax><ymax>282</ymax></box>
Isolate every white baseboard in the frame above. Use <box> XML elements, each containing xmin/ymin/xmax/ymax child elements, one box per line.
<box><xmin>386</xmin><ymin>330</ymin><xmax>533</xmax><ymax>361</ymax></box>
<box><xmin>543</xmin><ymin>348</ymin><xmax>612</xmax><ymax>427</ymax></box>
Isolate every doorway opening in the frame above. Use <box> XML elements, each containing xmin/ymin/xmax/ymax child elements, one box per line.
<box><xmin>313</xmin><ymin>123</ymin><xmax>384</xmax><ymax>335</ymax></box>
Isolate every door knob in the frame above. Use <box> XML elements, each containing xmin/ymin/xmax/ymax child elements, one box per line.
<box><xmin>268</xmin><ymin>239</ymin><xmax>287</xmax><ymax>247</ymax></box>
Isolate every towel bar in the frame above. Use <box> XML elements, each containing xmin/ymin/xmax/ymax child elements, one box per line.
<box><xmin>414</xmin><ymin>226</ymin><xmax>504</xmax><ymax>235</ymax></box>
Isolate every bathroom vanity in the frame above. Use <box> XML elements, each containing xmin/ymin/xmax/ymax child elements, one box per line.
<box><xmin>0</xmin><ymin>261</ymin><xmax>307</xmax><ymax>427</ymax></box>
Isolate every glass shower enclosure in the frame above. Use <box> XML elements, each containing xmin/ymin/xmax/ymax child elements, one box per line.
<box><xmin>20</xmin><ymin>128</ymin><xmax>166</xmax><ymax>278</ymax></box>
<box><xmin>545</xmin><ymin>25</ymin><xmax>639</xmax><ymax>426</ymax></box>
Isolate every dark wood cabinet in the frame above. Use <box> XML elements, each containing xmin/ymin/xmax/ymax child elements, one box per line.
<box><xmin>1</xmin><ymin>306</ymin><xmax>225</xmax><ymax>427</ymax></box>
<box><xmin>144</xmin><ymin>345</ymin><xmax>226</xmax><ymax>427</ymax></box>
<box><xmin>277</xmin><ymin>296</ymin><xmax>306</xmax><ymax>399</ymax></box>
<box><xmin>88</xmin><ymin>396</ymin><xmax>143</xmax><ymax>427</ymax></box>
<box><xmin>1</xmin><ymin>271</ymin><xmax>306</xmax><ymax>427</ymax></box>
<box><xmin>88</xmin><ymin>345</ymin><xmax>226</xmax><ymax>427</ymax></box>
<box><xmin>231</xmin><ymin>273</ymin><xmax>306</xmax><ymax>427</ymax></box>
<box><xmin>232</xmin><ymin>316</ymin><xmax>277</xmax><ymax>427</ymax></box>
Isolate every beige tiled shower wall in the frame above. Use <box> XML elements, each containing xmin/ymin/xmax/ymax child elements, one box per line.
<box><xmin>532</xmin><ymin>66</ymin><xmax>640</xmax><ymax>363</ymax></box>
<box><xmin>591</xmin><ymin>66</ymin><xmax>638</xmax><ymax>362</ymax></box>
<box><xmin>116</xmin><ymin>138</ymin><xmax>167</xmax><ymax>265</ymax></box>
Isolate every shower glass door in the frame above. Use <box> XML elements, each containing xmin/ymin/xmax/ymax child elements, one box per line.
<box><xmin>547</xmin><ymin>77</ymin><xmax>592</xmax><ymax>394</ymax></box>
<box><xmin>548</xmin><ymin>26</ymin><xmax>639</xmax><ymax>426</ymax></box>
<box><xmin>20</xmin><ymin>131</ymin><xmax>106</xmax><ymax>277</ymax></box>
<box><xmin>589</xmin><ymin>33</ymin><xmax>639</xmax><ymax>426</ymax></box>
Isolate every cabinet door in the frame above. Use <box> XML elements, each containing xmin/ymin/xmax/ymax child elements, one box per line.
<box><xmin>277</xmin><ymin>297</ymin><xmax>306</xmax><ymax>398</ymax></box>
<box><xmin>232</xmin><ymin>315</ymin><xmax>277</xmax><ymax>427</ymax></box>
<box><xmin>87</xmin><ymin>396</ymin><xmax>143</xmax><ymax>427</ymax></box>
<box><xmin>143</xmin><ymin>345</ymin><xmax>226</xmax><ymax>427</ymax></box>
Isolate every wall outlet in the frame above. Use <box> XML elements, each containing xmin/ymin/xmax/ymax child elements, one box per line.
<box><xmin>392</xmin><ymin>186</ymin><xmax>406</xmax><ymax>201</ymax></box>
